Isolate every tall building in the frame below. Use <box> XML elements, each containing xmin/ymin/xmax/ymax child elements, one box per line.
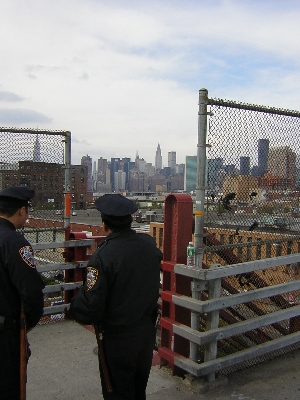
<box><xmin>267</xmin><ymin>146</ymin><xmax>297</xmax><ymax>187</ymax></box>
<box><xmin>98</xmin><ymin>157</ymin><xmax>108</xmax><ymax>176</ymax></box>
<box><xmin>32</xmin><ymin>135</ymin><xmax>41</xmax><ymax>162</ymax></box>
<box><xmin>207</xmin><ymin>158</ymin><xmax>223</xmax><ymax>189</ymax></box>
<box><xmin>168</xmin><ymin>151</ymin><xmax>176</xmax><ymax>175</ymax></box>
<box><xmin>240</xmin><ymin>156</ymin><xmax>250</xmax><ymax>175</ymax></box>
<box><xmin>81</xmin><ymin>155</ymin><xmax>93</xmax><ymax>192</ymax></box>
<box><xmin>185</xmin><ymin>156</ymin><xmax>197</xmax><ymax>193</ymax></box>
<box><xmin>258</xmin><ymin>139</ymin><xmax>269</xmax><ymax>177</ymax></box>
<box><xmin>122</xmin><ymin>157</ymin><xmax>131</xmax><ymax>190</ymax></box>
<box><xmin>110</xmin><ymin>157</ymin><xmax>120</xmax><ymax>191</ymax></box>
<box><xmin>155</xmin><ymin>143</ymin><xmax>162</xmax><ymax>171</ymax></box>
<box><xmin>114</xmin><ymin>170</ymin><xmax>126</xmax><ymax>192</ymax></box>
<box><xmin>70</xmin><ymin>165</ymin><xmax>88</xmax><ymax>209</ymax></box>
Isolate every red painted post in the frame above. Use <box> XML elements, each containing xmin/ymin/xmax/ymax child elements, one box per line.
<box><xmin>158</xmin><ymin>193</ymin><xmax>193</xmax><ymax>375</ymax></box>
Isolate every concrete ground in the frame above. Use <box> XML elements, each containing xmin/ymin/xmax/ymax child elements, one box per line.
<box><xmin>27</xmin><ymin>320</ymin><xmax>300</xmax><ymax>400</ymax></box>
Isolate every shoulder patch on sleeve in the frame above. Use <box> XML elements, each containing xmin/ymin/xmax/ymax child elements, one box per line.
<box><xmin>86</xmin><ymin>267</ymin><xmax>98</xmax><ymax>291</ymax></box>
<box><xmin>19</xmin><ymin>246</ymin><xmax>35</xmax><ymax>268</ymax></box>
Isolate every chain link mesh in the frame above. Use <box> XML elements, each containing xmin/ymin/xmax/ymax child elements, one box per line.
<box><xmin>202</xmin><ymin>101</ymin><xmax>300</xmax><ymax>374</ymax></box>
<box><xmin>0</xmin><ymin>128</ymin><xmax>69</xmax><ymax>323</ymax></box>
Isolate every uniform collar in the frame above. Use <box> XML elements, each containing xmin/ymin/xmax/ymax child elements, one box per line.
<box><xmin>0</xmin><ymin>217</ymin><xmax>16</xmax><ymax>230</ymax></box>
<box><xmin>106</xmin><ymin>228</ymin><xmax>136</xmax><ymax>240</ymax></box>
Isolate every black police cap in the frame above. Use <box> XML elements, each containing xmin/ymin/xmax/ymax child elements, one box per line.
<box><xmin>95</xmin><ymin>194</ymin><xmax>138</xmax><ymax>216</ymax></box>
<box><xmin>0</xmin><ymin>186</ymin><xmax>35</xmax><ymax>203</ymax></box>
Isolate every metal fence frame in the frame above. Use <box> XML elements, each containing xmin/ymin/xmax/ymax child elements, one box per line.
<box><xmin>172</xmin><ymin>253</ymin><xmax>300</xmax><ymax>381</ymax></box>
<box><xmin>32</xmin><ymin>239</ymin><xmax>92</xmax><ymax>316</ymax></box>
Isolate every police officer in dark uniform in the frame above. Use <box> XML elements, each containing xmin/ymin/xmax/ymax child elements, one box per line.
<box><xmin>70</xmin><ymin>194</ymin><xmax>162</xmax><ymax>400</ymax></box>
<box><xmin>0</xmin><ymin>186</ymin><xmax>45</xmax><ymax>399</ymax></box>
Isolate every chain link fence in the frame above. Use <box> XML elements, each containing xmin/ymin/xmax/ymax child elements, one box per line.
<box><xmin>0</xmin><ymin>127</ymin><xmax>71</xmax><ymax>323</ymax></box>
<box><xmin>198</xmin><ymin>96</ymin><xmax>300</xmax><ymax>373</ymax></box>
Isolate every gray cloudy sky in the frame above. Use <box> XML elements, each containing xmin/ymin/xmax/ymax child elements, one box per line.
<box><xmin>0</xmin><ymin>0</ymin><xmax>300</xmax><ymax>166</ymax></box>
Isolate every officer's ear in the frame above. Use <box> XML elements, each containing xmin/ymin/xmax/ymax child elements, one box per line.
<box><xmin>102</xmin><ymin>222</ymin><xmax>112</xmax><ymax>234</ymax></box>
<box><xmin>19</xmin><ymin>206</ymin><xmax>28</xmax><ymax>215</ymax></box>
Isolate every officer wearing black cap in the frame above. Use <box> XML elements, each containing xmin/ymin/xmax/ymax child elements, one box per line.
<box><xmin>70</xmin><ymin>194</ymin><xmax>162</xmax><ymax>400</ymax></box>
<box><xmin>0</xmin><ymin>186</ymin><xmax>44</xmax><ymax>399</ymax></box>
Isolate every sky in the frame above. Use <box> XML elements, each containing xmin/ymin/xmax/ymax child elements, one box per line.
<box><xmin>1</xmin><ymin>0</ymin><xmax>300</xmax><ymax>167</ymax></box>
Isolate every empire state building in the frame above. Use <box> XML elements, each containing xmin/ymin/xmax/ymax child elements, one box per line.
<box><xmin>155</xmin><ymin>143</ymin><xmax>162</xmax><ymax>172</ymax></box>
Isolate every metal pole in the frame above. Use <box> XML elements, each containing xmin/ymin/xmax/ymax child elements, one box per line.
<box><xmin>190</xmin><ymin>88</ymin><xmax>208</xmax><ymax>362</ymax></box>
<box><xmin>63</xmin><ymin>131</ymin><xmax>71</xmax><ymax>240</ymax></box>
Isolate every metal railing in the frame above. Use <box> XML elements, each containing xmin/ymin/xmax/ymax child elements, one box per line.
<box><xmin>170</xmin><ymin>253</ymin><xmax>300</xmax><ymax>381</ymax></box>
<box><xmin>32</xmin><ymin>239</ymin><xmax>93</xmax><ymax>318</ymax></box>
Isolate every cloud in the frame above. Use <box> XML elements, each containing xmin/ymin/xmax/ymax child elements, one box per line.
<box><xmin>0</xmin><ymin>91</ymin><xmax>25</xmax><ymax>102</ymax></box>
<box><xmin>0</xmin><ymin>108</ymin><xmax>53</xmax><ymax>124</ymax></box>
<box><xmin>1</xmin><ymin>0</ymin><xmax>300</xmax><ymax>166</ymax></box>
<box><xmin>78</xmin><ymin>71</ymin><xmax>89</xmax><ymax>80</ymax></box>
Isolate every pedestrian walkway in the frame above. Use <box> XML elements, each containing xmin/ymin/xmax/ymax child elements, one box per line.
<box><xmin>27</xmin><ymin>320</ymin><xmax>300</xmax><ymax>400</ymax></box>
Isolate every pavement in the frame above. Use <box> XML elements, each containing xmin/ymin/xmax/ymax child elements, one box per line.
<box><xmin>27</xmin><ymin>320</ymin><xmax>300</xmax><ymax>400</ymax></box>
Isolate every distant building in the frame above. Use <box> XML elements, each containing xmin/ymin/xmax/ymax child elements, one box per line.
<box><xmin>114</xmin><ymin>170</ymin><xmax>126</xmax><ymax>192</ymax></box>
<box><xmin>149</xmin><ymin>173</ymin><xmax>166</xmax><ymax>192</ymax></box>
<box><xmin>207</xmin><ymin>158</ymin><xmax>223</xmax><ymax>189</ymax></box>
<box><xmin>251</xmin><ymin>165</ymin><xmax>260</xmax><ymax>177</ymax></box>
<box><xmin>71</xmin><ymin>165</ymin><xmax>88</xmax><ymax>209</ymax></box>
<box><xmin>176</xmin><ymin>163</ymin><xmax>185</xmax><ymax>174</ymax></box>
<box><xmin>121</xmin><ymin>157</ymin><xmax>132</xmax><ymax>190</ymax></box>
<box><xmin>32</xmin><ymin>135</ymin><xmax>41</xmax><ymax>162</ymax></box>
<box><xmin>110</xmin><ymin>157</ymin><xmax>120</xmax><ymax>191</ymax></box>
<box><xmin>130</xmin><ymin>171</ymin><xmax>148</xmax><ymax>192</ymax></box>
<box><xmin>258</xmin><ymin>139</ymin><xmax>269</xmax><ymax>177</ymax></box>
<box><xmin>81</xmin><ymin>155</ymin><xmax>93</xmax><ymax>192</ymax></box>
<box><xmin>170</xmin><ymin>174</ymin><xmax>184</xmax><ymax>192</ymax></box>
<box><xmin>240</xmin><ymin>156</ymin><xmax>250</xmax><ymax>175</ymax></box>
<box><xmin>267</xmin><ymin>146</ymin><xmax>296</xmax><ymax>187</ymax></box>
<box><xmin>185</xmin><ymin>156</ymin><xmax>197</xmax><ymax>193</ymax></box>
<box><xmin>222</xmin><ymin>175</ymin><xmax>259</xmax><ymax>201</ymax></box>
<box><xmin>97</xmin><ymin>157</ymin><xmax>108</xmax><ymax>178</ymax></box>
<box><xmin>168</xmin><ymin>151</ymin><xmax>176</xmax><ymax>175</ymax></box>
<box><xmin>155</xmin><ymin>143</ymin><xmax>162</xmax><ymax>172</ymax></box>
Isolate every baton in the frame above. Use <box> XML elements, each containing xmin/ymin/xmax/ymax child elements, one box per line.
<box><xmin>94</xmin><ymin>323</ymin><xmax>113</xmax><ymax>393</ymax></box>
<box><xmin>20</xmin><ymin>303</ymin><xmax>27</xmax><ymax>400</ymax></box>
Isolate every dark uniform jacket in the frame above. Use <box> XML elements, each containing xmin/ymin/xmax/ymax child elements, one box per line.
<box><xmin>70</xmin><ymin>229</ymin><xmax>162</xmax><ymax>330</ymax></box>
<box><xmin>0</xmin><ymin>217</ymin><xmax>44</xmax><ymax>328</ymax></box>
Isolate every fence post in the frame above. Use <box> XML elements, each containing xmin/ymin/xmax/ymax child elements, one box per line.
<box><xmin>190</xmin><ymin>88</ymin><xmax>209</xmax><ymax>362</ymax></box>
<box><xmin>204</xmin><ymin>274</ymin><xmax>221</xmax><ymax>382</ymax></box>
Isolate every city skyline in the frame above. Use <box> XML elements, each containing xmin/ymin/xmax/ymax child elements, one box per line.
<box><xmin>1</xmin><ymin>1</ymin><xmax>300</xmax><ymax>166</ymax></box>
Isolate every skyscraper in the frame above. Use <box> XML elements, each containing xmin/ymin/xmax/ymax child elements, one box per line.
<box><xmin>185</xmin><ymin>156</ymin><xmax>197</xmax><ymax>193</ymax></box>
<box><xmin>258</xmin><ymin>139</ymin><xmax>269</xmax><ymax>177</ymax></box>
<box><xmin>110</xmin><ymin>158</ymin><xmax>120</xmax><ymax>191</ymax></box>
<box><xmin>168</xmin><ymin>151</ymin><xmax>176</xmax><ymax>175</ymax></box>
<box><xmin>32</xmin><ymin>135</ymin><xmax>41</xmax><ymax>162</ymax></box>
<box><xmin>81</xmin><ymin>154</ymin><xmax>93</xmax><ymax>192</ymax></box>
<box><xmin>268</xmin><ymin>146</ymin><xmax>296</xmax><ymax>183</ymax></box>
<box><xmin>114</xmin><ymin>170</ymin><xmax>126</xmax><ymax>192</ymax></box>
<box><xmin>240</xmin><ymin>156</ymin><xmax>250</xmax><ymax>175</ymax></box>
<box><xmin>207</xmin><ymin>158</ymin><xmax>223</xmax><ymax>189</ymax></box>
<box><xmin>155</xmin><ymin>143</ymin><xmax>162</xmax><ymax>171</ymax></box>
